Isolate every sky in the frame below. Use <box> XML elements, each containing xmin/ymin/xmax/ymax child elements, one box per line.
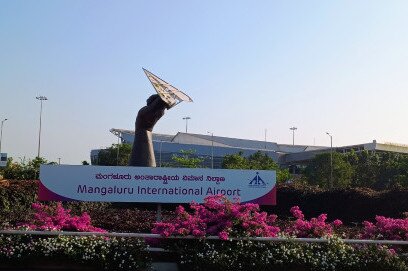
<box><xmin>1</xmin><ymin>1</ymin><xmax>408</xmax><ymax>165</ymax></box>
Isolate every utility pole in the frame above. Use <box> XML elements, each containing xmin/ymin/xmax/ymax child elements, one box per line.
<box><xmin>116</xmin><ymin>135</ymin><xmax>120</xmax><ymax>166</ymax></box>
<box><xmin>207</xmin><ymin>131</ymin><xmax>214</xmax><ymax>169</ymax></box>
<box><xmin>264</xmin><ymin>129</ymin><xmax>267</xmax><ymax>149</ymax></box>
<box><xmin>326</xmin><ymin>132</ymin><xmax>333</xmax><ymax>189</ymax></box>
<box><xmin>159</xmin><ymin>140</ymin><xmax>163</xmax><ymax>167</ymax></box>
<box><xmin>182</xmin><ymin>117</ymin><xmax>191</xmax><ymax>133</ymax></box>
<box><xmin>0</xmin><ymin>118</ymin><xmax>8</xmax><ymax>155</ymax></box>
<box><xmin>36</xmin><ymin>96</ymin><xmax>48</xmax><ymax>158</ymax></box>
<box><xmin>290</xmin><ymin>127</ymin><xmax>297</xmax><ymax>145</ymax></box>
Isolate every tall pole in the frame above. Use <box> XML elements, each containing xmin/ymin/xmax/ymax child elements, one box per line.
<box><xmin>207</xmin><ymin>131</ymin><xmax>214</xmax><ymax>169</ymax></box>
<box><xmin>182</xmin><ymin>117</ymin><xmax>191</xmax><ymax>133</ymax></box>
<box><xmin>0</xmin><ymin>118</ymin><xmax>8</xmax><ymax>154</ymax></box>
<box><xmin>36</xmin><ymin>96</ymin><xmax>48</xmax><ymax>158</ymax></box>
<box><xmin>264</xmin><ymin>129</ymin><xmax>267</xmax><ymax>149</ymax></box>
<box><xmin>290</xmin><ymin>127</ymin><xmax>297</xmax><ymax>145</ymax></box>
<box><xmin>326</xmin><ymin>132</ymin><xmax>333</xmax><ymax>189</ymax></box>
<box><xmin>116</xmin><ymin>135</ymin><xmax>120</xmax><ymax>166</ymax></box>
<box><xmin>159</xmin><ymin>140</ymin><xmax>163</xmax><ymax>167</ymax></box>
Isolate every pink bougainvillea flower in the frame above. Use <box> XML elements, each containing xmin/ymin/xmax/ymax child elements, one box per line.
<box><xmin>152</xmin><ymin>194</ymin><xmax>280</xmax><ymax>239</ymax></box>
<box><xmin>285</xmin><ymin>206</ymin><xmax>340</xmax><ymax>238</ymax></box>
<box><xmin>362</xmin><ymin>215</ymin><xmax>408</xmax><ymax>241</ymax></box>
<box><xmin>218</xmin><ymin>231</ymin><xmax>229</xmax><ymax>240</ymax></box>
<box><xmin>22</xmin><ymin>202</ymin><xmax>106</xmax><ymax>232</ymax></box>
<box><xmin>332</xmin><ymin>219</ymin><xmax>343</xmax><ymax>227</ymax></box>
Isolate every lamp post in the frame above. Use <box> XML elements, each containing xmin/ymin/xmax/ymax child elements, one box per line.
<box><xmin>290</xmin><ymin>127</ymin><xmax>297</xmax><ymax>145</ymax></box>
<box><xmin>116</xmin><ymin>135</ymin><xmax>120</xmax><ymax>166</ymax></box>
<box><xmin>264</xmin><ymin>129</ymin><xmax>267</xmax><ymax>149</ymax></box>
<box><xmin>207</xmin><ymin>131</ymin><xmax>214</xmax><ymax>169</ymax></box>
<box><xmin>159</xmin><ymin>140</ymin><xmax>163</xmax><ymax>167</ymax></box>
<box><xmin>36</xmin><ymin>96</ymin><xmax>48</xmax><ymax>158</ymax></box>
<box><xmin>326</xmin><ymin>132</ymin><xmax>333</xmax><ymax>189</ymax></box>
<box><xmin>0</xmin><ymin>118</ymin><xmax>8</xmax><ymax>154</ymax></box>
<box><xmin>182</xmin><ymin>117</ymin><xmax>191</xmax><ymax>133</ymax></box>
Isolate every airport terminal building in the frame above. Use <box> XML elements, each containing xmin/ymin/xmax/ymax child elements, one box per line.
<box><xmin>91</xmin><ymin>129</ymin><xmax>408</xmax><ymax>170</ymax></box>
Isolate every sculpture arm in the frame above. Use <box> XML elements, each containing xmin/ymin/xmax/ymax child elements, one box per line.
<box><xmin>129</xmin><ymin>130</ymin><xmax>156</xmax><ymax>167</ymax></box>
<box><xmin>128</xmin><ymin>94</ymin><xmax>167</xmax><ymax>167</ymax></box>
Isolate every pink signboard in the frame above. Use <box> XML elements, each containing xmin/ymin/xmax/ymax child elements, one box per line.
<box><xmin>39</xmin><ymin>165</ymin><xmax>276</xmax><ymax>205</ymax></box>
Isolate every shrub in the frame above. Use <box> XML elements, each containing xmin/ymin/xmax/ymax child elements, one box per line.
<box><xmin>153</xmin><ymin>196</ymin><xmax>345</xmax><ymax>240</ymax></box>
<box><xmin>21</xmin><ymin>202</ymin><xmax>105</xmax><ymax>232</ymax></box>
<box><xmin>152</xmin><ymin>195</ymin><xmax>280</xmax><ymax>240</ymax></box>
<box><xmin>174</xmin><ymin>236</ymin><xmax>408</xmax><ymax>271</ymax></box>
<box><xmin>2</xmin><ymin>157</ymin><xmax>54</xmax><ymax>180</ymax></box>
<box><xmin>0</xmin><ymin>181</ymin><xmax>165</xmax><ymax>232</ymax></box>
<box><xmin>65</xmin><ymin>201</ymin><xmax>171</xmax><ymax>233</ymax></box>
<box><xmin>89</xmin><ymin>207</ymin><xmax>162</xmax><ymax>233</ymax></box>
<box><xmin>0</xmin><ymin>235</ymin><xmax>150</xmax><ymax>270</ymax></box>
<box><xmin>285</xmin><ymin>206</ymin><xmax>343</xmax><ymax>238</ymax></box>
<box><xmin>268</xmin><ymin>184</ymin><xmax>408</xmax><ymax>224</ymax></box>
<box><xmin>362</xmin><ymin>215</ymin><xmax>408</xmax><ymax>240</ymax></box>
<box><xmin>0</xmin><ymin>180</ymin><xmax>37</xmax><ymax>228</ymax></box>
<box><xmin>4</xmin><ymin>180</ymin><xmax>408</xmax><ymax>228</ymax></box>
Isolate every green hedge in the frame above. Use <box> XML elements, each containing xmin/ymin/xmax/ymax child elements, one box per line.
<box><xmin>267</xmin><ymin>184</ymin><xmax>408</xmax><ymax>223</ymax></box>
<box><xmin>0</xmin><ymin>180</ymin><xmax>169</xmax><ymax>232</ymax></box>
<box><xmin>0</xmin><ymin>180</ymin><xmax>37</xmax><ymax>228</ymax></box>
<box><xmin>3</xmin><ymin>180</ymin><xmax>408</xmax><ymax>227</ymax></box>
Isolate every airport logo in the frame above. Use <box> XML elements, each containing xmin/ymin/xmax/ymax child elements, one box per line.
<box><xmin>248</xmin><ymin>172</ymin><xmax>266</xmax><ymax>187</ymax></box>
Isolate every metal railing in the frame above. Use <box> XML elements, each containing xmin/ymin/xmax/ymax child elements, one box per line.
<box><xmin>1</xmin><ymin>230</ymin><xmax>408</xmax><ymax>246</ymax></box>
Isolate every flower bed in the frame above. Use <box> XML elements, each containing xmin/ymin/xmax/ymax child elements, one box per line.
<box><xmin>0</xmin><ymin>202</ymin><xmax>151</xmax><ymax>270</ymax></box>
<box><xmin>152</xmin><ymin>195</ymin><xmax>408</xmax><ymax>270</ymax></box>
<box><xmin>152</xmin><ymin>195</ymin><xmax>343</xmax><ymax>240</ymax></box>
<box><xmin>21</xmin><ymin>202</ymin><xmax>106</xmax><ymax>232</ymax></box>
<box><xmin>172</xmin><ymin>237</ymin><xmax>408</xmax><ymax>271</ymax></box>
<box><xmin>2</xmin><ymin>193</ymin><xmax>408</xmax><ymax>270</ymax></box>
<box><xmin>0</xmin><ymin>235</ymin><xmax>151</xmax><ymax>270</ymax></box>
<box><xmin>153</xmin><ymin>195</ymin><xmax>280</xmax><ymax>240</ymax></box>
<box><xmin>362</xmin><ymin>215</ymin><xmax>408</xmax><ymax>240</ymax></box>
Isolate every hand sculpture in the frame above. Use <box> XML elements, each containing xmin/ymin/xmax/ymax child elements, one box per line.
<box><xmin>129</xmin><ymin>94</ymin><xmax>168</xmax><ymax>167</ymax></box>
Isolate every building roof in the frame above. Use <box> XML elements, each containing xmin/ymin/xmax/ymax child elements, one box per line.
<box><xmin>110</xmin><ymin>129</ymin><xmax>326</xmax><ymax>154</ymax></box>
<box><xmin>96</xmin><ymin>129</ymin><xmax>408</xmax><ymax>166</ymax></box>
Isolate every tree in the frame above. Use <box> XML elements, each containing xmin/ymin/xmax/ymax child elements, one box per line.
<box><xmin>343</xmin><ymin>151</ymin><xmax>408</xmax><ymax>189</ymax></box>
<box><xmin>169</xmin><ymin>149</ymin><xmax>204</xmax><ymax>168</ymax></box>
<box><xmin>247</xmin><ymin>152</ymin><xmax>279</xmax><ymax>170</ymax></box>
<box><xmin>393</xmin><ymin>154</ymin><xmax>408</xmax><ymax>188</ymax></box>
<box><xmin>344</xmin><ymin>150</ymin><xmax>380</xmax><ymax>188</ymax></box>
<box><xmin>3</xmin><ymin>157</ymin><xmax>53</xmax><ymax>180</ymax></box>
<box><xmin>82</xmin><ymin>161</ymin><xmax>90</xmax><ymax>165</ymax></box>
<box><xmin>95</xmin><ymin>144</ymin><xmax>132</xmax><ymax>166</ymax></box>
<box><xmin>222</xmin><ymin>152</ymin><xmax>249</xmax><ymax>169</ymax></box>
<box><xmin>305</xmin><ymin>152</ymin><xmax>353</xmax><ymax>189</ymax></box>
<box><xmin>376</xmin><ymin>152</ymin><xmax>408</xmax><ymax>189</ymax></box>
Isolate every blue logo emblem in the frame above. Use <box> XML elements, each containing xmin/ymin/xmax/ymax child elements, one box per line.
<box><xmin>249</xmin><ymin>172</ymin><xmax>266</xmax><ymax>187</ymax></box>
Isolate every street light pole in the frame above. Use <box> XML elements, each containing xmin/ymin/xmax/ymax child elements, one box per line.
<box><xmin>0</xmin><ymin>118</ymin><xmax>8</xmax><ymax>154</ymax></box>
<box><xmin>207</xmin><ymin>131</ymin><xmax>214</xmax><ymax>169</ymax></box>
<box><xmin>116</xmin><ymin>135</ymin><xmax>120</xmax><ymax>166</ymax></box>
<box><xmin>326</xmin><ymin>132</ymin><xmax>333</xmax><ymax>189</ymax></box>
<box><xmin>159</xmin><ymin>140</ymin><xmax>163</xmax><ymax>167</ymax></box>
<box><xmin>36</xmin><ymin>96</ymin><xmax>48</xmax><ymax>158</ymax></box>
<box><xmin>182</xmin><ymin>117</ymin><xmax>191</xmax><ymax>133</ymax></box>
<box><xmin>264</xmin><ymin>129</ymin><xmax>267</xmax><ymax>149</ymax></box>
<box><xmin>290</xmin><ymin>127</ymin><xmax>297</xmax><ymax>145</ymax></box>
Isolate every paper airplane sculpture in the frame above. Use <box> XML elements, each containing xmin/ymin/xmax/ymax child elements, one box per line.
<box><xmin>143</xmin><ymin>68</ymin><xmax>193</xmax><ymax>109</ymax></box>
